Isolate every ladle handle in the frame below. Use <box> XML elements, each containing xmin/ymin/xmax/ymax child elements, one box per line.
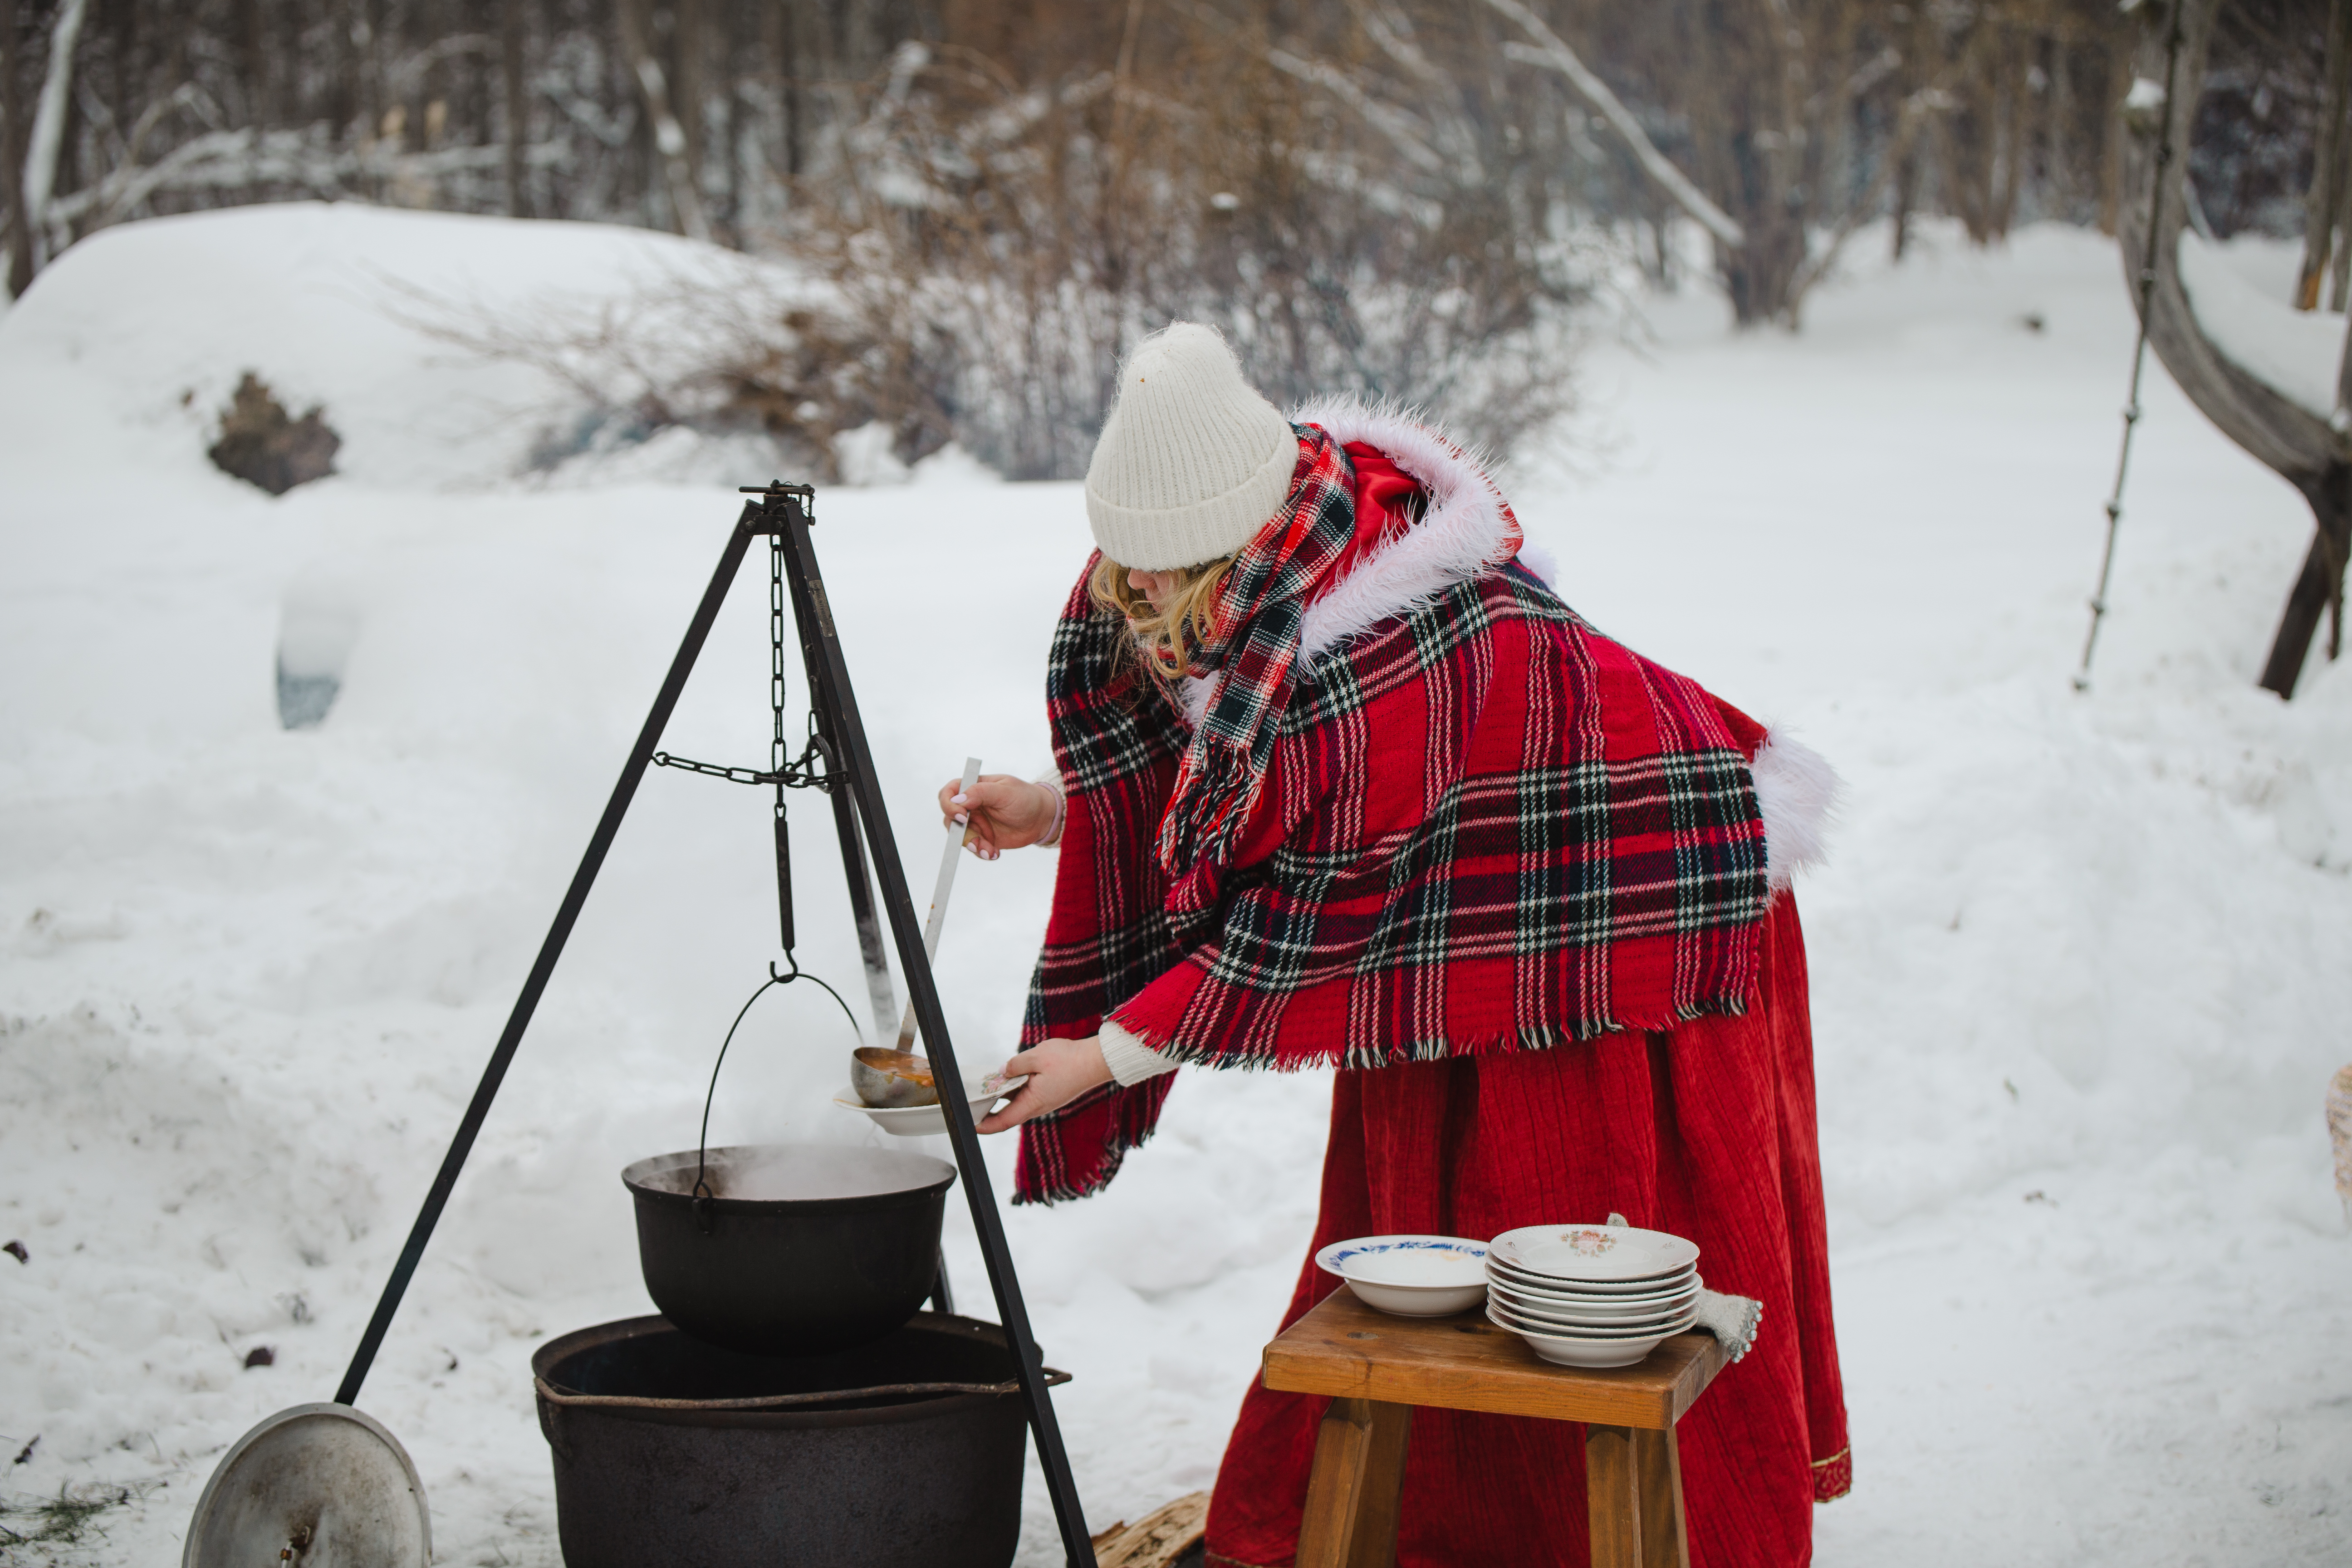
<box><xmin>895</xmin><ymin>755</ymin><xmax>980</xmax><ymax>1051</ymax></box>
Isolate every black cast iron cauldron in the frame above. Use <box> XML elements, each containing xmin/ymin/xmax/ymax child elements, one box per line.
<box><xmin>622</xmin><ymin>1143</ymin><xmax>954</xmax><ymax>1356</ymax></box>
<box><xmin>534</xmin><ymin>1313</ymin><xmax>1064</xmax><ymax>1568</ymax></box>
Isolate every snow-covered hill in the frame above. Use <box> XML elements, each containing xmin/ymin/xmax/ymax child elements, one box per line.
<box><xmin>1</xmin><ymin>204</ymin><xmax>2347</xmax><ymax>1565</ymax></box>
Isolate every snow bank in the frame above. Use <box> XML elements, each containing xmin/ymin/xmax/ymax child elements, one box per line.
<box><xmin>0</xmin><ymin>201</ymin><xmax>803</xmax><ymax>495</ymax></box>
<box><xmin>2176</xmin><ymin>230</ymin><xmax>2345</xmax><ymax>420</ymax></box>
<box><xmin>1</xmin><ymin>209</ymin><xmax>2348</xmax><ymax>1565</ymax></box>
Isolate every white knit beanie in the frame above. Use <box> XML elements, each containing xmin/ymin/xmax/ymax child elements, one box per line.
<box><xmin>1084</xmin><ymin>323</ymin><xmax>1298</xmax><ymax>570</ymax></box>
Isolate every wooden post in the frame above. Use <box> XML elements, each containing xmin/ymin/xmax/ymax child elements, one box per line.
<box><xmin>1294</xmin><ymin>1398</ymin><xmax>1411</xmax><ymax>1568</ymax></box>
<box><xmin>1634</xmin><ymin>1426</ymin><xmax>1690</xmax><ymax>1568</ymax></box>
<box><xmin>2260</xmin><ymin>465</ymin><xmax>2352</xmax><ymax>697</ymax></box>
<box><xmin>1585</xmin><ymin>1424</ymin><xmax>1642</xmax><ymax>1568</ymax></box>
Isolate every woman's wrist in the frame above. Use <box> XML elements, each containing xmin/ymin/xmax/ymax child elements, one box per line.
<box><xmin>1034</xmin><ymin>772</ymin><xmax>1067</xmax><ymax>848</ymax></box>
<box><xmin>1099</xmin><ymin>1019</ymin><xmax>1178</xmax><ymax>1085</ymax></box>
<box><xmin>976</xmin><ymin>1034</ymin><xmax>1114</xmax><ymax>1133</ymax></box>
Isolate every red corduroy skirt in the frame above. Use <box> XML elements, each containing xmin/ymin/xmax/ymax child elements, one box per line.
<box><xmin>1203</xmin><ymin>896</ymin><xmax>1849</xmax><ymax>1568</ymax></box>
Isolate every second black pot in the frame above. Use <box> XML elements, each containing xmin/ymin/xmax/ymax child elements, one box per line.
<box><xmin>534</xmin><ymin>1312</ymin><xmax>1034</xmax><ymax>1568</ymax></box>
<box><xmin>622</xmin><ymin>1143</ymin><xmax>955</xmax><ymax>1356</ymax></box>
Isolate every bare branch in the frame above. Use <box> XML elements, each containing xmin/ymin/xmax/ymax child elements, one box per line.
<box><xmin>1348</xmin><ymin>1</ymin><xmax>1449</xmax><ymax>91</ymax></box>
<box><xmin>23</xmin><ymin>0</ymin><xmax>92</xmax><ymax>265</ymax></box>
<box><xmin>1264</xmin><ymin>47</ymin><xmax>1445</xmax><ymax>175</ymax></box>
<box><xmin>1486</xmin><ymin>0</ymin><xmax>1744</xmax><ymax>248</ymax></box>
<box><xmin>46</xmin><ymin>127</ymin><xmax>573</xmax><ymax>228</ymax></box>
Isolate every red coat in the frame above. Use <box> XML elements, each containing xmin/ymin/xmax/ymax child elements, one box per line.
<box><xmin>1028</xmin><ymin>402</ymin><xmax>1850</xmax><ymax>1563</ymax></box>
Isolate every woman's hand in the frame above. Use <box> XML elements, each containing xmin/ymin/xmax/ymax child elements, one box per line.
<box><xmin>938</xmin><ymin>774</ymin><xmax>1059</xmax><ymax>859</ymax></box>
<box><xmin>976</xmin><ymin>1036</ymin><xmax>1111</xmax><ymax>1133</ymax></box>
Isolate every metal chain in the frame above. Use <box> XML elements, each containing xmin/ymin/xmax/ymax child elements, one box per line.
<box><xmin>649</xmin><ymin>501</ymin><xmax>832</xmax><ymax>792</ymax></box>
<box><xmin>647</xmin><ymin>753</ymin><xmax>774</xmax><ymax>786</ymax></box>
<box><xmin>648</xmin><ymin>747</ymin><xmax>833</xmax><ymax>788</ymax></box>
<box><xmin>2076</xmin><ymin>2</ymin><xmax>2186</xmax><ymax>691</ymax></box>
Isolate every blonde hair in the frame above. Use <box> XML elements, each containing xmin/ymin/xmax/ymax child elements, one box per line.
<box><xmin>1090</xmin><ymin>553</ymin><xmax>1237</xmax><ymax>683</ymax></box>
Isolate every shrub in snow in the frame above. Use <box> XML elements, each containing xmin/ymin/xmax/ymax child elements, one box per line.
<box><xmin>402</xmin><ymin>266</ymin><xmax>952</xmax><ymax>487</ymax></box>
<box><xmin>206</xmin><ymin>372</ymin><xmax>340</xmax><ymax>495</ymax></box>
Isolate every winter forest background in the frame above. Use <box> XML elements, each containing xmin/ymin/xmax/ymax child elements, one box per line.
<box><xmin>5</xmin><ymin>1</ymin><xmax>2352</xmax><ymax>1565</ymax></box>
<box><xmin>0</xmin><ymin>0</ymin><xmax>2335</xmax><ymax>476</ymax></box>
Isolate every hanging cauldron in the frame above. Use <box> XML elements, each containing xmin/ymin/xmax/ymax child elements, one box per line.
<box><xmin>623</xmin><ymin>1143</ymin><xmax>954</xmax><ymax>1356</ymax></box>
<box><xmin>535</xmin><ymin>1312</ymin><xmax>1058</xmax><ymax>1568</ymax></box>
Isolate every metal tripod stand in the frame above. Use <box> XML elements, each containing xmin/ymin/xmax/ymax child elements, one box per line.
<box><xmin>328</xmin><ymin>482</ymin><xmax>1094</xmax><ymax>1563</ymax></box>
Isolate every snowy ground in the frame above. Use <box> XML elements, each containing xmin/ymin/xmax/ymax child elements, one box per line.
<box><xmin>1</xmin><ymin>204</ymin><xmax>2347</xmax><ymax>1566</ymax></box>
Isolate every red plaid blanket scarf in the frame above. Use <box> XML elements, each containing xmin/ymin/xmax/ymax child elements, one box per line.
<box><xmin>1015</xmin><ymin>416</ymin><xmax>1770</xmax><ymax>1203</ymax></box>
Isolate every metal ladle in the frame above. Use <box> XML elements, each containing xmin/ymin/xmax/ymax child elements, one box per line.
<box><xmin>851</xmin><ymin>1046</ymin><xmax>939</xmax><ymax>1107</ymax></box>
<box><xmin>849</xmin><ymin>756</ymin><xmax>979</xmax><ymax>1109</ymax></box>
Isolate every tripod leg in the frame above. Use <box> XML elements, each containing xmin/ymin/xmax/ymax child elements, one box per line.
<box><xmin>781</xmin><ymin>529</ymin><xmax>899</xmax><ymax>1042</ymax></box>
<box><xmin>828</xmin><ymin>779</ymin><xmax>897</xmax><ymax>1041</ymax></box>
<box><xmin>335</xmin><ymin>506</ymin><xmax>762</xmax><ymax>1407</ymax></box>
<box><xmin>774</xmin><ymin>495</ymin><xmax>1094</xmax><ymax>1564</ymax></box>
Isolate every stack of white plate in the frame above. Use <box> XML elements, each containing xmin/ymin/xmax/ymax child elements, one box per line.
<box><xmin>1484</xmin><ymin>1224</ymin><xmax>1701</xmax><ymax>1368</ymax></box>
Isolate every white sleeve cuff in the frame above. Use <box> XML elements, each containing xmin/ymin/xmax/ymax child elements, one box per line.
<box><xmin>1099</xmin><ymin>1018</ymin><xmax>1178</xmax><ymax>1086</ymax></box>
<box><xmin>1034</xmin><ymin>769</ymin><xmax>1068</xmax><ymax>849</ymax></box>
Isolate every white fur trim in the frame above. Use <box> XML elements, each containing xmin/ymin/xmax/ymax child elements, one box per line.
<box><xmin>1750</xmin><ymin>731</ymin><xmax>1840</xmax><ymax>890</ymax></box>
<box><xmin>1518</xmin><ymin>541</ymin><xmax>1560</xmax><ymax>588</ymax></box>
<box><xmin>1288</xmin><ymin>396</ymin><xmax>1522</xmax><ymax>664</ymax></box>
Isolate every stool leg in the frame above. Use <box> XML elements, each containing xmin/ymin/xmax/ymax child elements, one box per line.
<box><xmin>1585</xmin><ymin>1424</ymin><xmax>1641</xmax><ymax>1568</ymax></box>
<box><xmin>1633</xmin><ymin>1426</ymin><xmax>1689</xmax><ymax>1568</ymax></box>
<box><xmin>1294</xmin><ymin>1397</ymin><xmax>1411</xmax><ymax>1568</ymax></box>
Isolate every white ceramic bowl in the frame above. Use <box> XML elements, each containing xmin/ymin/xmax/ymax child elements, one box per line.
<box><xmin>1488</xmin><ymin>1224</ymin><xmax>1700</xmax><ymax>1284</ymax></box>
<box><xmin>1485</xmin><ymin>1303</ymin><xmax>1688</xmax><ymax>1368</ymax></box>
<box><xmin>831</xmin><ymin>1081</ymin><xmax>1016</xmax><ymax>1138</ymax></box>
<box><xmin>1316</xmin><ymin>1235</ymin><xmax>1490</xmax><ymax>1317</ymax></box>
<box><xmin>1488</xmin><ymin>1281</ymin><xmax>1700</xmax><ymax>1326</ymax></box>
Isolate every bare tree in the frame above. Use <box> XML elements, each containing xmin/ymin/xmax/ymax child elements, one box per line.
<box><xmin>504</xmin><ymin>0</ymin><xmax>530</xmax><ymax>217</ymax></box>
<box><xmin>3</xmin><ymin>0</ymin><xmax>28</xmax><ymax>298</ymax></box>
<box><xmin>2118</xmin><ymin>0</ymin><xmax>2351</xmax><ymax>697</ymax></box>
<box><xmin>20</xmin><ymin>0</ymin><xmax>91</xmax><ymax>275</ymax></box>
<box><xmin>2295</xmin><ymin>0</ymin><xmax>2351</xmax><ymax>308</ymax></box>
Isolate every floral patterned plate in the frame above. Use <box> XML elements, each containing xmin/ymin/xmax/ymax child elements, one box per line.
<box><xmin>1486</xmin><ymin>1224</ymin><xmax>1700</xmax><ymax>1284</ymax></box>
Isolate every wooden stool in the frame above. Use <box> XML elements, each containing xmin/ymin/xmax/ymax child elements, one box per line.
<box><xmin>1261</xmin><ymin>1289</ymin><xmax>1726</xmax><ymax>1568</ymax></box>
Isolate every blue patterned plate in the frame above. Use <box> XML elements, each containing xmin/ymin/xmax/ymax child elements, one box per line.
<box><xmin>1316</xmin><ymin>1235</ymin><xmax>1489</xmax><ymax>1317</ymax></box>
